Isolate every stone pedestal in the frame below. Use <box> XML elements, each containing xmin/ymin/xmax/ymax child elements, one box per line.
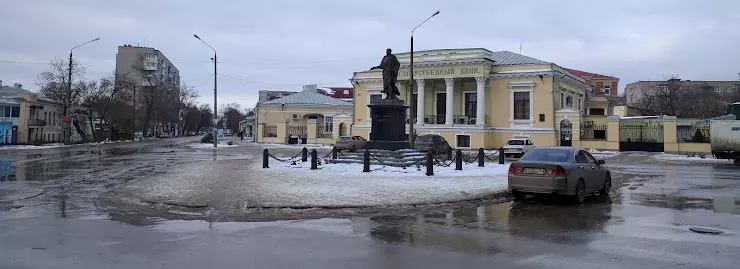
<box><xmin>366</xmin><ymin>98</ymin><xmax>410</xmax><ymax>150</ymax></box>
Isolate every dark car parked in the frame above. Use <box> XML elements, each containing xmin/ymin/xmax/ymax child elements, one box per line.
<box><xmin>414</xmin><ymin>134</ymin><xmax>452</xmax><ymax>155</ymax></box>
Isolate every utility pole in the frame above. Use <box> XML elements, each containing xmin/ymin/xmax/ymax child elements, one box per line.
<box><xmin>409</xmin><ymin>10</ymin><xmax>440</xmax><ymax>147</ymax></box>
<box><xmin>194</xmin><ymin>34</ymin><xmax>218</xmax><ymax>148</ymax></box>
<box><xmin>64</xmin><ymin>37</ymin><xmax>100</xmax><ymax>144</ymax></box>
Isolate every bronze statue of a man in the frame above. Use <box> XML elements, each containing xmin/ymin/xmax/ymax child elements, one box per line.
<box><xmin>371</xmin><ymin>48</ymin><xmax>401</xmax><ymax>99</ymax></box>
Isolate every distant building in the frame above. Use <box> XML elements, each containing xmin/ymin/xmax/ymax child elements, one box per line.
<box><xmin>564</xmin><ymin>68</ymin><xmax>619</xmax><ymax>97</ymax></box>
<box><xmin>625</xmin><ymin>79</ymin><xmax>740</xmax><ymax>108</ymax></box>
<box><xmin>317</xmin><ymin>87</ymin><xmax>353</xmax><ymax>102</ymax></box>
<box><xmin>258</xmin><ymin>90</ymin><xmax>297</xmax><ymax>103</ymax></box>
<box><xmin>0</xmin><ymin>81</ymin><xmax>63</xmax><ymax>144</ymax></box>
<box><xmin>115</xmin><ymin>45</ymin><xmax>180</xmax><ymax>92</ymax></box>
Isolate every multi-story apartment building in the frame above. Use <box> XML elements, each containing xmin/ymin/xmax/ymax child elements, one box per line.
<box><xmin>625</xmin><ymin>79</ymin><xmax>740</xmax><ymax>108</ymax></box>
<box><xmin>115</xmin><ymin>45</ymin><xmax>180</xmax><ymax>90</ymax></box>
<box><xmin>565</xmin><ymin>68</ymin><xmax>619</xmax><ymax>97</ymax></box>
<box><xmin>0</xmin><ymin>81</ymin><xmax>63</xmax><ymax>144</ymax></box>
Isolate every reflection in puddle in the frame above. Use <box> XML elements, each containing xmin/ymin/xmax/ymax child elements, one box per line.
<box><xmin>367</xmin><ymin>198</ymin><xmax>613</xmax><ymax>255</ymax></box>
<box><xmin>631</xmin><ymin>193</ymin><xmax>740</xmax><ymax>214</ymax></box>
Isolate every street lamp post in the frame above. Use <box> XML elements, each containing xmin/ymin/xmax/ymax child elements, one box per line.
<box><xmin>64</xmin><ymin>37</ymin><xmax>100</xmax><ymax>144</ymax></box>
<box><xmin>408</xmin><ymin>10</ymin><xmax>440</xmax><ymax>146</ymax></box>
<box><xmin>194</xmin><ymin>34</ymin><xmax>218</xmax><ymax>148</ymax></box>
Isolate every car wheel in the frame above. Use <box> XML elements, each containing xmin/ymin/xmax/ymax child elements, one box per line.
<box><xmin>512</xmin><ymin>190</ymin><xmax>527</xmax><ymax>201</ymax></box>
<box><xmin>734</xmin><ymin>156</ymin><xmax>740</xmax><ymax>166</ymax></box>
<box><xmin>601</xmin><ymin>174</ymin><xmax>612</xmax><ymax>196</ymax></box>
<box><xmin>573</xmin><ymin>180</ymin><xmax>585</xmax><ymax>204</ymax></box>
<box><xmin>350</xmin><ymin>145</ymin><xmax>357</xmax><ymax>153</ymax></box>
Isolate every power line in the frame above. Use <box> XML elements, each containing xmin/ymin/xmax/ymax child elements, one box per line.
<box><xmin>217</xmin><ymin>73</ymin><xmax>304</xmax><ymax>87</ymax></box>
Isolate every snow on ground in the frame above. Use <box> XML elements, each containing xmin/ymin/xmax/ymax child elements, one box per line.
<box><xmin>184</xmin><ymin>142</ymin><xmax>239</xmax><ymax>149</ymax></box>
<box><xmin>259</xmin><ymin>143</ymin><xmax>333</xmax><ymax>149</ymax></box>
<box><xmin>653</xmin><ymin>153</ymin><xmax>732</xmax><ymax>164</ymax></box>
<box><xmin>586</xmin><ymin>148</ymin><xmax>621</xmax><ymax>159</ymax></box>
<box><xmin>0</xmin><ymin>143</ymin><xmax>69</xmax><ymax>150</ymax></box>
<box><xmin>126</xmin><ymin>158</ymin><xmax>511</xmax><ymax>209</ymax></box>
<box><xmin>255</xmin><ymin>161</ymin><xmax>511</xmax><ymax>207</ymax></box>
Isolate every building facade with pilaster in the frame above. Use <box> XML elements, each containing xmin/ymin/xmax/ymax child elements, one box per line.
<box><xmin>350</xmin><ymin>48</ymin><xmax>593</xmax><ymax>149</ymax></box>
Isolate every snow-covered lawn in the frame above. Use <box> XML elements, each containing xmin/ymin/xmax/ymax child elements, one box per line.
<box><xmin>255</xmin><ymin>161</ymin><xmax>511</xmax><ymax>207</ymax></box>
<box><xmin>0</xmin><ymin>143</ymin><xmax>69</xmax><ymax>150</ymax></box>
<box><xmin>259</xmin><ymin>143</ymin><xmax>334</xmax><ymax>149</ymax></box>
<box><xmin>653</xmin><ymin>153</ymin><xmax>733</xmax><ymax>164</ymax></box>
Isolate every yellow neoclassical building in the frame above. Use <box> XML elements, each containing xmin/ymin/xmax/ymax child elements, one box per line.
<box><xmin>350</xmin><ymin>48</ymin><xmax>593</xmax><ymax>149</ymax></box>
<box><xmin>255</xmin><ymin>85</ymin><xmax>353</xmax><ymax>144</ymax></box>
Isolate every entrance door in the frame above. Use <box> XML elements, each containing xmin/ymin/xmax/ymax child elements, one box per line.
<box><xmin>560</xmin><ymin>120</ymin><xmax>573</xmax><ymax>147</ymax></box>
<box><xmin>436</xmin><ymin>93</ymin><xmax>446</xmax><ymax>124</ymax></box>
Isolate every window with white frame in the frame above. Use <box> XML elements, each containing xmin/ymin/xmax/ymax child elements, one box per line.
<box><xmin>603</xmin><ymin>86</ymin><xmax>611</xmax><ymax>95</ymax></box>
<box><xmin>513</xmin><ymin>91</ymin><xmax>531</xmax><ymax>120</ymax></box>
<box><xmin>560</xmin><ymin>92</ymin><xmax>565</xmax><ymax>108</ymax></box>
<box><xmin>456</xmin><ymin>134</ymin><xmax>471</xmax><ymax>148</ymax></box>
<box><xmin>324</xmin><ymin>116</ymin><xmax>333</xmax><ymax>132</ymax></box>
<box><xmin>566</xmin><ymin>95</ymin><xmax>574</xmax><ymax>108</ymax></box>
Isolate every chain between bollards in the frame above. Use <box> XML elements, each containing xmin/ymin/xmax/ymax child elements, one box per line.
<box><xmin>262</xmin><ymin>149</ymin><xmax>269</xmax><ymax>168</ymax></box>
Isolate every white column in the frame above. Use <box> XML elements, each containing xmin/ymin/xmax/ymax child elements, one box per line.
<box><xmin>475</xmin><ymin>76</ymin><xmax>487</xmax><ymax>127</ymax></box>
<box><xmin>416</xmin><ymin>79</ymin><xmax>425</xmax><ymax>125</ymax></box>
<box><xmin>444</xmin><ymin>78</ymin><xmax>454</xmax><ymax>125</ymax></box>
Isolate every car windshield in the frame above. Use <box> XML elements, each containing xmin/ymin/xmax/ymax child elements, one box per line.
<box><xmin>508</xmin><ymin>140</ymin><xmax>525</xmax><ymax>145</ymax></box>
<box><xmin>520</xmin><ymin>148</ymin><xmax>571</xmax><ymax>162</ymax></box>
<box><xmin>339</xmin><ymin>137</ymin><xmax>351</xmax><ymax>140</ymax></box>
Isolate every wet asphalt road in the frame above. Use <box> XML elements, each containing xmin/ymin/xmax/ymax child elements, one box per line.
<box><xmin>1</xmin><ymin>141</ymin><xmax>740</xmax><ymax>269</ymax></box>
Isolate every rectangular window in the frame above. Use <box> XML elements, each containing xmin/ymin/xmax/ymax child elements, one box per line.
<box><xmin>604</xmin><ymin>86</ymin><xmax>611</xmax><ymax>95</ymax></box>
<box><xmin>464</xmin><ymin>92</ymin><xmax>477</xmax><ymax>117</ymax></box>
<box><xmin>4</xmin><ymin>107</ymin><xmax>10</xmax><ymax>117</ymax></box>
<box><xmin>11</xmin><ymin>106</ymin><xmax>19</xmax><ymax>117</ymax></box>
<box><xmin>513</xmin><ymin>91</ymin><xmax>530</xmax><ymax>120</ymax></box>
<box><xmin>539</xmin><ymin>114</ymin><xmax>545</xmax><ymax>122</ymax></box>
<box><xmin>0</xmin><ymin>106</ymin><xmax>4</xmax><ymax>117</ymax></box>
<box><xmin>589</xmin><ymin>108</ymin><xmax>605</xmax><ymax>115</ymax></box>
<box><xmin>566</xmin><ymin>95</ymin><xmax>573</xmax><ymax>108</ymax></box>
<box><xmin>324</xmin><ymin>116</ymin><xmax>333</xmax><ymax>132</ymax></box>
<box><xmin>560</xmin><ymin>92</ymin><xmax>564</xmax><ymax>108</ymax></box>
<box><xmin>456</xmin><ymin>135</ymin><xmax>471</xmax><ymax>148</ymax></box>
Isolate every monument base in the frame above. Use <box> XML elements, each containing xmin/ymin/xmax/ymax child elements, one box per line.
<box><xmin>366</xmin><ymin>98</ymin><xmax>410</xmax><ymax>151</ymax></box>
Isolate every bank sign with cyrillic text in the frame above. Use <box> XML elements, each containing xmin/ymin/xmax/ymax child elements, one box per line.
<box><xmin>397</xmin><ymin>65</ymin><xmax>490</xmax><ymax>80</ymax></box>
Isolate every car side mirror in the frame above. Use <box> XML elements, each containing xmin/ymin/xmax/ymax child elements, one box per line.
<box><xmin>597</xmin><ymin>160</ymin><xmax>606</xmax><ymax>165</ymax></box>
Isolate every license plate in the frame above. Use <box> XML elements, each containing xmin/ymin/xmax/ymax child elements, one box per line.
<box><xmin>523</xmin><ymin>168</ymin><xmax>545</xmax><ymax>175</ymax></box>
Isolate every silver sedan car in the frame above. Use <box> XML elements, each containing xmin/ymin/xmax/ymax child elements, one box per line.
<box><xmin>508</xmin><ymin>147</ymin><xmax>612</xmax><ymax>203</ymax></box>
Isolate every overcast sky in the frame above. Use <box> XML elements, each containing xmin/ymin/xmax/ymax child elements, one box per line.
<box><xmin>2</xmin><ymin>0</ymin><xmax>739</xmax><ymax>109</ymax></box>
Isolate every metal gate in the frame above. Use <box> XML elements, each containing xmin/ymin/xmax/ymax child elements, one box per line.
<box><xmin>619</xmin><ymin>120</ymin><xmax>664</xmax><ymax>152</ymax></box>
<box><xmin>560</xmin><ymin>120</ymin><xmax>573</xmax><ymax>147</ymax></box>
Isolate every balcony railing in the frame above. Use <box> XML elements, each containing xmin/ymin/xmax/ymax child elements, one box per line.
<box><xmin>27</xmin><ymin>119</ymin><xmax>46</xmax><ymax>127</ymax></box>
<box><xmin>421</xmin><ymin>115</ymin><xmax>477</xmax><ymax>125</ymax></box>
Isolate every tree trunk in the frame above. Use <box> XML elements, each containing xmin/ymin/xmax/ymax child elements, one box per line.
<box><xmin>143</xmin><ymin>97</ymin><xmax>153</xmax><ymax>137</ymax></box>
<box><xmin>72</xmin><ymin>119</ymin><xmax>88</xmax><ymax>143</ymax></box>
<box><xmin>88</xmin><ymin>114</ymin><xmax>97</xmax><ymax>142</ymax></box>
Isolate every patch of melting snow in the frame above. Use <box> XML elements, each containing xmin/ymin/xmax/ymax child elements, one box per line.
<box><xmin>654</xmin><ymin>153</ymin><xmax>731</xmax><ymax>164</ymax></box>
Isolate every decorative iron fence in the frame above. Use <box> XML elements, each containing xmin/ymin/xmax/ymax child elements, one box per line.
<box><xmin>317</xmin><ymin>127</ymin><xmax>333</xmax><ymax>139</ymax></box>
<box><xmin>619</xmin><ymin>122</ymin><xmax>664</xmax><ymax>143</ymax></box>
<box><xmin>580</xmin><ymin>121</ymin><xmax>607</xmax><ymax>140</ymax></box>
<box><xmin>677</xmin><ymin>122</ymin><xmax>710</xmax><ymax>143</ymax></box>
<box><xmin>288</xmin><ymin>125</ymin><xmax>307</xmax><ymax>137</ymax></box>
<box><xmin>263</xmin><ymin>125</ymin><xmax>277</xmax><ymax>137</ymax></box>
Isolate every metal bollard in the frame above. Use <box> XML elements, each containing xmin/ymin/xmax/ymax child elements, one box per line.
<box><xmin>426</xmin><ymin>151</ymin><xmax>434</xmax><ymax>176</ymax></box>
<box><xmin>301</xmin><ymin>147</ymin><xmax>308</xmax><ymax>162</ymax></box>
<box><xmin>455</xmin><ymin>149</ymin><xmax>463</xmax><ymax>170</ymax></box>
<box><xmin>478</xmin><ymin>148</ymin><xmax>486</xmax><ymax>167</ymax></box>
<box><xmin>499</xmin><ymin>147</ymin><xmax>505</xmax><ymax>164</ymax></box>
<box><xmin>262</xmin><ymin>149</ymin><xmax>269</xmax><ymax>168</ymax></box>
<box><xmin>363</xmin><ymin>149</ymin><xmax>370</xmax><ymax>172</ymax></box>
<box><xmin>478</xmin><ymin>148</ymin><xmax>485</xmax><ymax>167</ymax></box>
<box><xmin>332</xmin><ymin>147</ymin><xmax>338</xmax><ymax>160</ymax></box>
<box><xmin>310</xmin><ymin>149</ymin><xmax>318</xmax><ymax>170</ymax></box>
